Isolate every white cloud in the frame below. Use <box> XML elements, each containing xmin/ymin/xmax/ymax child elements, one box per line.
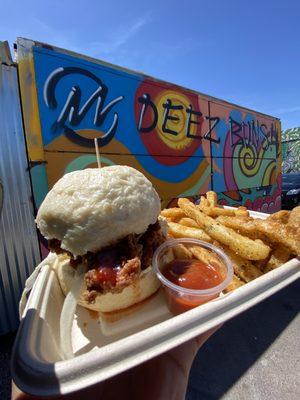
<box><xmin>87</xmin><ymin>16</ymin><xmax>150</xmax><ymax>55</ymax></box>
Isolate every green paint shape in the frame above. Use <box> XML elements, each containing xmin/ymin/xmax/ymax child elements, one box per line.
<box><xmin>64</xmin><ymin>155</ymin><xmax>115</xmax><ymax>174</ymax></box>
<box><xmin>180</xmin><ymin>165</ymin><xmax>211</xmax><ymax>197</ymax></box>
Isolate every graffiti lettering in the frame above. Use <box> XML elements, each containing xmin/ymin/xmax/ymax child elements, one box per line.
<box><xmin>137</xmin><ymin>93</ymin><xmax>278</xmax><ymax>150</ymax></box>
<box><xmin>203</xmin><ymin>116</ymin><xmax>221</xmax><ymax>143</ymax></box>
<box><xmin>186</xmin><ymin>105</ymin><xmax>202</xmax><ymax>139</ymax></box>
<box><xmin>259</xmin><ymin>124</ymin><xmax>269</xmax><ymax>150</ymax></box>
<box><xmin>162</xmin><ymin>99</ymin><xmax>183</xmax><ymax>136</ymax></box>
<box><xmin>229</xmin><ymin>118</ymin><xmax>243</xmax><ymax>147</ymax></box>
<box><xmin>137</xmin><ymin>93</ymin><xmax>206</xmax><ymax>141</ymax></box>
<box><xmin>137</xmin><ymin>93</ymin><xmax>158</xmax><ymax>132</ymax></box>
<box><xmin>44</xmin><ymin>67</ymin><xmax>124</xmax><ymax>146</ymax></box>
<box><xmin>229</xmin><ymin>117</ymin><xmax>275</xmax><ymax>150</ymax></box>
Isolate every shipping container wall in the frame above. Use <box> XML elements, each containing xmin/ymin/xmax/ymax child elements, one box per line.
<box><xmin>0</xmin><ymin>42</ymin><xmax>41</xmax><ymax>334</ymax></box>
<box><xmin>17</xmin><ymin>38</ymin><xmax>281</xmax><ymax>218</ymax></box>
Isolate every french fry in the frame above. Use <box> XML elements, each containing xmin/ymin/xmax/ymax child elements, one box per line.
<box><xmin>198</xmin><ymin>196</ymin><xmax>211</xmax><ymax>211</ymax></box>
<box><xmin>267</xmin><ymin>210</ymin><xmax>290</xmax><ymax>224</ymax></box>
<box><xmin>167</xmin><ymin>221</ymin><xmax>212</xmax><ymax>242</ymax></box>
<box><xmin>234</xmin><ymin>206</ymin><xmax>249</xmax><ymax>217</ymax></box>
<box><xmin>287</xmin><ymin>206</ymin><xmax>300</xmax><ymax>231</ymax></box>
<box><xmin>206</xmin><ymin>191</ymin><xmax>218</xmax><ymax>207</ymax></box>
<box><xmin>160</xmin><ymin>208</ymin><xmax>186</xmax><ymax>221</ymax></box>
<box><xmin>178</xmin><ymin>217</ymin><xmax>200</xmax><ymax>228</ymax></box>
<box><xmin>264</xmin><ymin>246</ymin><xmax>292</xmax><ymax>272</ymax></box>
<box><xmin>178</xmin><ymin>198</ymin><xmax>271</xmax><ymax>260</ymax></box>
<box><xmin>197</xmin><ymin>193</ymin><xmax>235</xmax><ymax>217</ymax></box>
<box><xmin>199</xmin><ymin>204</ymin><xmax>236</xmax><ymax>217</ymax></box>
<box><xmin>224</xmin><ymin>275</ymin><xmax>245</xmax><ymax>293</ymax></box>
<box><xmin>208</xmin><ymin>207</ymin><xmax>236</xmax><ymax>217</ymax></box>
<box><xmin>224</xmin><ymin>247</ymin><xmax>263</xmax><ymax>282</ymax></box>
<box><xmin>173</xmin><ymin>244</ymin><xmax>193</xmax><ymax>259</ymax></box>
<box><xmin>217</xmin><ymin>215</ymin><xmax>300</xmax><ymax>256</ymax></box>
<box><xmin>254</xmin><ymin>256</ymin><xmax>271</xmax><ymax>272</ymax></box>
<box><xmin>189</xmin><ymin>246</ymin><xmax>222</xmax><ymax>268</ymax></box>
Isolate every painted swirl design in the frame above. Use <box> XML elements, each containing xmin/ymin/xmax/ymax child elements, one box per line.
<box><xmin>238</xmin><ymin>144</ymin><xmax>264</xmax><ymax>177</ymax></box>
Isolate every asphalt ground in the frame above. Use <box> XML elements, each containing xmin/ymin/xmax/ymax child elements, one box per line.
<box><xmin>1</xmin><ymin>279</ymin><xmax>299</xmax><ymax>400</ymax></box>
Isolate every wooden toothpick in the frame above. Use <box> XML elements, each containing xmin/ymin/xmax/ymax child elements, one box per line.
<box><xmin>94</xmin><ymin>138</ymin><xmax>102</xmax><ymax>169</ymax></box>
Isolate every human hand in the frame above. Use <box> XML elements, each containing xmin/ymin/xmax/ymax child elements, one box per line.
<box><xmin>12</xmin><ymin>324</ymin><xmax>221</xmax><ymax>400</ymax></box>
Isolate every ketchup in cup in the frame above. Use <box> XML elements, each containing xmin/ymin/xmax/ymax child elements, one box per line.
<box><xmin>153</xmin><ymin>239</ymin><xmax>233</xmax><ymax>314</ymax></box>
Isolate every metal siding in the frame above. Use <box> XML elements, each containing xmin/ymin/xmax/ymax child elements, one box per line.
<box><xmin>0</xmin><ymin>63</ymin><xmax>41</xmax><ymax>334</ymax></box>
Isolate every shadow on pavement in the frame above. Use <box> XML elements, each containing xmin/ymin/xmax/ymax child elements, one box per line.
<box><xmin>186</xmin><ymin>279</ymin><xmax>300</xmax><ymax>400</ymax></box>
<box><xmin>0</xmin><ymin>331</ymin><xmax>16</xmax><ymax>400</ymax></box>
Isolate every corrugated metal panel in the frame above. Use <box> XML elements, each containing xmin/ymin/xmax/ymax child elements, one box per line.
<box><xmin>0</xmin><ymin>59</ymin><xmax>41</xmax><ymax>334</ymax></box>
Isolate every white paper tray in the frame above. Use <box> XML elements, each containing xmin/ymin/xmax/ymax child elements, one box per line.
<box><xmin>11</xmin><ymin>210</ymin><xmax>300</xmax><ymax>396</ymax></box>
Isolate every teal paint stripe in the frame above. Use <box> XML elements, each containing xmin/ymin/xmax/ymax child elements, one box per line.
<box><xmin>64</xmin><ymin>155</ymin><xmax>115</xmax><ymax>174</ymax></box>
<box><xmin>31</xmin><ymin>164</ymin><xmax>49</xmax><ymax>208</ymax></box>
<box><xmin>180</xmin><ymin>166</ymin><xmax>211</xmax><ymax>197</ymax></box>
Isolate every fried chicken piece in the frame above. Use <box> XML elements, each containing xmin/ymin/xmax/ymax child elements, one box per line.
<box><xmin>116</xmin><ymin>257</ymin><xmax>141</xmax><ymax>288</ymax></box>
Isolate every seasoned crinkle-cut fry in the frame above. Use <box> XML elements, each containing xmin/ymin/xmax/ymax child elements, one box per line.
<box><xmin>217</xmin><ymin>215</ymin><xmax>300</xmax><ymax>256</ymax></box>
<box><xmin>224</xmin><ymin>275</ymin><xmax>245</xmax><ymax>293</ymax></box>
<box><xmin>160</xmin><ymin>208</ymin><xmax>186</xmax><ymax>221</ymax></box>
<box><xmin>224</xmin><ymin>247</ymin><xmax>263</xmax><ymax>282</ymax></box>
<box><xmin>178</xmin><ymin>198</ymin><xmax>271</xmax><ymax>260</ymax></box>
<box><xmin>178</xmin><ymin>217</ymin><xmax>200</xmax><ymax>228</ymax></box>
<box><xmin>167</xmin><ymin>221</ymin><xmax>212</xmax><ymax>242</ymax></box>
<box><xmin>264</xmin><ymin>246</ymin><xmax>292</xmax><ymax>272</ymax></box>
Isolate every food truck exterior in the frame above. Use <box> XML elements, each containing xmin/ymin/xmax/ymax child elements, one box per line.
<box><xmin>0</xmin><ymin>38</ymin><xmax>282</xmax><ymax>333</ymax></box>
<box><xmin>17</xmin><ymin>38</ymin><xmax>282</xmax><ymax>214</ymax></box>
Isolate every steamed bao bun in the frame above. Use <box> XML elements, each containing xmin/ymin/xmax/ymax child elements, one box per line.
<box><xmin>36</xmin><ymin>166</ymin><xmax>161</xmax><ymax>257</ymax></box>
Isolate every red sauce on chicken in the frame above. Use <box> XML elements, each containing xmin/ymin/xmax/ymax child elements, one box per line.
<box><xmin>93</xmin><ymin>267</ymin><xmax>118</xmax><ymax>286</ymax></box>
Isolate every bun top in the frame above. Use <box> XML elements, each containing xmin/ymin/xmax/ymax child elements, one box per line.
<box><xmin>36</xmin><ymin>166</ymin><xmax>161</xmax><ymax>256</ymax></box>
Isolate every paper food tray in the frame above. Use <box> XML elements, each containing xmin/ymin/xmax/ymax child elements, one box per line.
<box><xmin>11</xmin><ymin>210</ymin><xmax>300</xmax><ymax>396</ymax></box>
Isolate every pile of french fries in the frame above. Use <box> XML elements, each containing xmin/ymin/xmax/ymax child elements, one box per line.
<box><xmin>161</xmin><ymin>192</ymin><xmax>300</xmax><ymax>293</ymax></box>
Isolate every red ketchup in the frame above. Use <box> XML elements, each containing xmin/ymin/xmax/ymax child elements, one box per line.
<box><xmin>94</xmin><ymin>267</ymin><xmax>118</xmax><ymax>286</ymax></box>
<box><xmin>161</xmin><ymin>259</ymin><xmax>224</xmax><ymax>314</ymax></box>
<box><xmin>93</xmin><ymin>249</ymin><xmax>121</xmax><ymax>287</ymax></box>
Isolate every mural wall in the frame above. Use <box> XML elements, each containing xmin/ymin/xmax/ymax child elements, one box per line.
<box><xmin>17</xmin><ymin>39</ymin><xmax>281</xmax><ymax>213</ymax></box>
<box><xmin>282</xmin><ymin>127</ymin><xmax>300</xmax><ymax>173</ymax></box>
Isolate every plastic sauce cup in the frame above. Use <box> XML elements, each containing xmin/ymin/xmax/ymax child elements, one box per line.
<box><xmin>153</xmin><ymin>238</ymin><xmax>233</xmax><ymax>314</ymax></box>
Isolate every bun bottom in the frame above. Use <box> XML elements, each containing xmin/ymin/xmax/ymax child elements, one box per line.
<box><xmin>54</xmin><ymin>256</ymin><xmax>161</xmax><ymax>313</ymax></box>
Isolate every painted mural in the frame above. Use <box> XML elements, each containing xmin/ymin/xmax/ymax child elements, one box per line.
<box><xmin>282</xmin><ymin>127</ymin><xmax>300</xmax><ymax>173</ymax></box>
<box><xmin>218</xmin><ymin>174</ymin><xmax>282</xmax><ymax>214</ymax></box>
<box><xmin>17</xmin><ymin>38</ymin><xmax>281</xmax><ymax>213</ymax></box>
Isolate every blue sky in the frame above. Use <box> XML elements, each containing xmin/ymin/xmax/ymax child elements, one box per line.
<box><xmin>1</xmin><ymin>0</ymin><xmax>300</xmax><ymax>129</ymax></box>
